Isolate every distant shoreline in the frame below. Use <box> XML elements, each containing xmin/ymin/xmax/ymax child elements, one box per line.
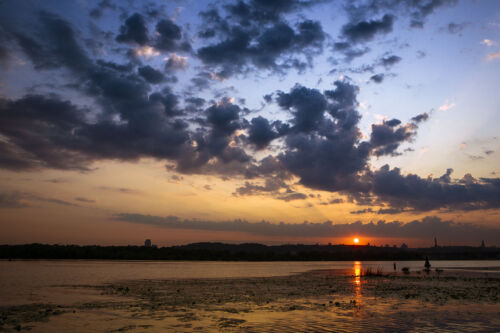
<box><xmin>1</xmin><ymin>243</ymin><xmax>499</xmax><ymax>261</ymax></box>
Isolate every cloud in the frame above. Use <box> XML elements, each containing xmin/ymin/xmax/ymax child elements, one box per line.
<box><xmin>0</xmin><ymin>191</ymin><xmax>79</xmax><ymax>208</ymax></box>
<box><xmin>247</xmin><ymin>116</ymin><xmax>281</xmax><ymax>149</ymax></box>
<box><xmin>98</xmin><ymin>186</ymin><xmax>142</xmax><ymax>195</ymax></box>
<box><xmin>138</xmin><ymin>65</ymin><xmax>165</xmax><ymax>83</ymax></box>
<box><xmin>369</xmin><ymin>120</ymin><xmax>416</xmax><ymax>157</ymax></box>
<box><xmin>343</xmin><ymin>0</ymin><xmax>457</xmax><ymax>29</ymax></box>
<box><xmin>411</xmin><ymin>112</ymin><xmax>429</xmax><ymax>123</ymax></box>
<box><xmin>379</xmin><ymin>55</ymin><xmax>402</xmax><ymax>68</ymax></box>
<box><xmin>35</xmin><ymin>197</ymin><xmax>79</xmax><ymax>207</ymax></box>
<box><xmin>154</xmin><ymin>19</ymin><xmax>191</xmax><ymax>52</ymax></box>
<box><xmin>481</xmin><ymin>39</ymin><xmax>496</xmax><ymax>47</ymax></box>
<box><xmin>319</xmin><ymin>198</ymin><xmax>344</xmax><ymax>205</ymax></box>
<box><xmin>341</xmin><ymin>14</ymin><xmax>394</xmax><ymax>43</ymax></box>
<box><xmin>113</xmin><ymin>213</ymin><xmax>500</xmax><ymax>243</ymax></box>
<box><xmin>0</xmin><ymin>192</ymin><xmax>27</xmax><ymax>208</ymax></box>
<box><xmin>74</xmin><ymin>197</ymin><xmax>96</xmax><ymax>203</ymax></box>
<box><xmin>164</xmin><ymin>53</ymin><xmax>188</xmax><ymax>70</ymax></box>
<box><xmin>350</xmin><ymin>208</ymin><xmax>374</xmax><ymax>215</ymax></box>
<box><xmin>275</xmin><ymin>192</ymin><xmax>308</xmax><ymax>201</ymax></box>
<box><xmin>369</xmin><ymin>165</ymin><xmax>500</xmax><ymax>211</ymax></box>
<box><xmin>438</xmin><ymin>102</ymin><xmax>456</xmax><ymax>111</ymax></box>
<box><xmin>196</xmin><ymin>1</ymin><xmax>326</xmax><ymax>77</ymax></box>
<box><xmin>440</xmin><ymin>22</ymin><xmax>468</xmax><ymax>34</ymax></box>
<box><xmin>1</xmin><ymin>6</ymin><xmax>499</xmax><ymax>216</ymax></box>
<box><xmin>370</xmin><ymin>73</ymin><xmax>384</xmax><ymax>83</ymax></box>
<box><xmin>116</xmin><ymin>13</ymin><xmax>149</xmax><ymax>45</ymax></box>
<box><xmin>487</xmin><ymin>52</ymin><xmax>500</xmax><ymax>61</ymax></box>
<box><xmin>134</xmin><ymin>46</ymin><xmax>160</xmax><ymax>59</ymax></box>
<box><xmin>89</xmin><ymin>0</ymin><xmax>116</xmax><ymax>19</ymax></box>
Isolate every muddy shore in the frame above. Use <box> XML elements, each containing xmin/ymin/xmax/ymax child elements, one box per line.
<box><xmin>1</xmin><ymin>268</ymin><xmax>499</xmax><ymax>332</ymax></box>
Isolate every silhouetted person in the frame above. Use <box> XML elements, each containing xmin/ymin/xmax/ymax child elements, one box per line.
<box><xmin>393</xmin><ymin>263</ymin><xmax>396</xmax><ymax>271</ymax></box>
<box><xmin>424</xmin><ymin>256</ymin><xmax>431</xmax><ymax>271</ymax></box>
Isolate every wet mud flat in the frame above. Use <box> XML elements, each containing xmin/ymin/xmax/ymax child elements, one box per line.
<box><xmin>1</xmin><ymin>268</ymin><xmax>499</xmax><ymax>332</ymax></box>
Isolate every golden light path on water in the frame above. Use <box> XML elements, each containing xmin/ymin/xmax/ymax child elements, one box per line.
<box><xmin>353</xmin><ymin>261</ymin><xmax>362</xmax><ymax>315</ymax></box>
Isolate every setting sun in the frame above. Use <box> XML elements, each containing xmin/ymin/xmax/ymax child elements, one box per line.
<box><xmin>354</xmin><ymin>238</ymin><xmax>359</xmax><ymax>244</ymax></box>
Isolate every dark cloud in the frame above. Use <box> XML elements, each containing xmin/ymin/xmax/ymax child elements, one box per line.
<box><xmin>98</xmin><ymin>186</ymin><xmax>142</xmax><ymax>195</ymax></box>
<box><xmin>89</xmin><ymin>0</ymin><xmax>116</xmax><ymax>19</ymax></box>
<box><xmin>234</xmin><ymin>176</ymin><xmax>302</xmax><ymax>202</ymax></box>
<box><xmin>277</xmin><ymin>85</ymin><xmax>327</xmax><ymax>132</ymax></box>
<box><xmin>441</xmin><ymin>22</ymin><xmax>468</xmax><ymax>34</ymax></box>
<box><xmin>341</xmin><ymin>14</ymin><xmax>394</xmax><ymax>43</ymax></box>
<box><xmin>379</xmin><ymin>55</ymin><xmax>401</xmax><ymax>68</ymax></box>
<box><xmin>319</xmin><ymin>198</ymin><xmax>344</xmax><ymax>205</ymax></box>
<box><xmin>275</xmin><ymin>80</ymin><xmax>369</xmax><ymax>192</ymax></box>
<box><xmin>276</xmin><ymin>192</ymin><xmax>308</xmax><ymax>201</ymax></box>
<box><xmin>333</xmin><ymin>42</ymin><xmax>370</xmax><ymax>62</ymax></box>
<box><xmin>370</xmin><ymin>73</ymin><xmax>384</xmax><ymax>83</ymax></box>
<box><xmin>1</xmin><ymin>7</ymin><xmax>499</xmax><ymax>216</ymax></box>
<box><xmin>35</xmin><ymin>196</ymin><xmax>79</xmax><ymax>207</ymax></box>
<box><xmin>74</xmin><ymin>197</ymin><xmax>96</xmax><ymax>203</ymax></box>
<box><xmin>343</xmin><ymin>0</ymin><xmax>458</xmax><ymax>29</ymax></box>
<box><xmin>369</xmin><ymin>120</ymin><xmax>415</xmax><ymax>156</ymax></box>
<box><xmin>138</xmin><ymin>65</ymin><xmax>165</xmax><ymax>84</ymax></box>
<box><xmin>370</xmin><ymin>165</ymin><xmax>500</xmax><ymax>211</ymax></box>
<box><xmin>376</xmin><ymin>207</ymin><xmax>405</xmax><ymax>215</ymax></box>
<box><xmin>116</xmin><ymin>13</ymin><xmax>149</xmax><ymax>45</ymax></box>
<box><xmin>350</xmin><ymin>208</ymin><xmax>374</xmax><ymax>214</ymax></box>
<box><xmin>0</xmin><ymin>191</ymin><xmax>79</xmax><ymax>208</ymax></box>
<box><xmin>176</xmin><ymin>98</ymin><xmax>250</xmax><ymax>173</ymax></box>
<box><xmin>197</xmin><ymin>20</ymin><xmax>325</xmax><ymax>76</ymax></box>
<box><xmin>114</xmin><ymin>213</ymin><xmax>500</xmax><ymax>243</ymax></box>
<box><xmin>0</xmin><ymin>192</ymin><xmax>27</xmax><ymax>208</ymax></box>
<box><xmin>185</xmin><ymin>97</ymin><xmax>206</xmax><ymax>109</ymax></box>
<box><xmin>4</xmin><ymin>12</ymin><xmax>92</xmax><ymax>72</ymax></box>
<box><xmin>224</xmin><ymin>0</ymin><xmax>320</xmax><ymax>24</ymax></box>
<box><xmin>0</xmin><ymin>94</ymin><xmax>92</xmax><ymax>170</ymax></box>
<box><xmin>165</xmin><ymin>54</ymin><xmax>188</xmax><ymax>71</ymax></box>
<box><xmin>411</xmin><ymin>112</ymin><xmax>429</xmax><ymax>123</ymax></box>
<box><xmin>197</xmin><ymin>1</ymin><xmax>326</xmax><ymax>77</ymax></box>
<box><xmin>155</xmin><ymin>19</ymin><xmax>191</xmax><ymax>52</ymax></box>
<box><xmin>45</xmin><ymin>178</ymin><xmax>69</xmax><ymax>184</ymax></box>
<box><xmin>247</xmin><ymin>116</ymin><xmax>280</xmax><ymax>149</ymax></box>
<box><xmin>384</xmin><ymin>119</ymin><xmax>401</xmax><ymax>127</ymax></box>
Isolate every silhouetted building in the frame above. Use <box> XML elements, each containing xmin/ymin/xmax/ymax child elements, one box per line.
<box><xmin>144</xmin><ymin>239</ymin><xmax>152</xmax><ymax>247</ymax></box>
<box><xmin>401</xmin><ymin>243</ymin><xmax>408</xmax><ymax>249</ymax></box>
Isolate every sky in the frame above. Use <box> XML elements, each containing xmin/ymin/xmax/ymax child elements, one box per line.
<box><xmin>0</xmin><ymin>0</ymin><xmax>499</xmax><ymax>247</ymax></box>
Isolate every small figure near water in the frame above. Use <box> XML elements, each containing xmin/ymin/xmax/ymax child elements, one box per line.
<box><xmin>424</xmin><ymin>256</ymin><xmax>431</xmax><ymax>272</ymax></box>
<box><xmin>393</xmin><ymin>263</ymin><xmax>396</xmax><ymax>271</ymax></box>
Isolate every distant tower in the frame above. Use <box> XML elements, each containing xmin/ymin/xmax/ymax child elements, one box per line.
<box><xmin>434</xmin><ymin>237</ymin><xmax>438</xmax><ymax>248</ymax></box>
<box><xmin>145</xmin><ymin>239</ymin><xmax>152</xmax><ymax>247</ymax></box>
<box><xmin>481</xmin><ymin>240</ymin><xmax>485</xmax><ymax>248</ymax></box>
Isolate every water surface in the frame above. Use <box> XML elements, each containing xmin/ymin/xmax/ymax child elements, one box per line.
<box><xmin>1</xmin><ymin>260</ymin><xmax>499</xmax><ymax>306</ymax></box>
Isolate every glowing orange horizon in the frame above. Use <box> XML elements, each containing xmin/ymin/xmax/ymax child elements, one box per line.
<box><xmin>354</xmin><ymin>238</ymin><xmax>359</xmax><ymax>244</ymax></box>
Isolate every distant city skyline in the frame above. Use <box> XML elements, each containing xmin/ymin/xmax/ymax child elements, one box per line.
<box><xmin>0</xmin><ymin>0</ymin><xmax>499</xmax><ymax>246</ymax></box>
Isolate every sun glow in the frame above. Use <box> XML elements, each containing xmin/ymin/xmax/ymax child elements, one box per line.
<box><xmin>354</xmin><ymin>238</ymin><xmax>359</xmax><ymax>244</ymax></box>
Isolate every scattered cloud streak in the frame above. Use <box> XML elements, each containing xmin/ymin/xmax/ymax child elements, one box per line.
<box><xmin>114</xmin><ymin>213</ymin><xmax>500</xmax><ymax>243</ymax></box>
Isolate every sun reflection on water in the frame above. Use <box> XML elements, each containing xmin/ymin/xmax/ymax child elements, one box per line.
<box><xmin>354</xmin><ymin>261</ymin><xmax>361</xmax><ymax>285</ymax></box>
<box><xmin>353</xmin><ymin>261</ymin><xmax>362</xmax><ymax>314</ymax></box>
